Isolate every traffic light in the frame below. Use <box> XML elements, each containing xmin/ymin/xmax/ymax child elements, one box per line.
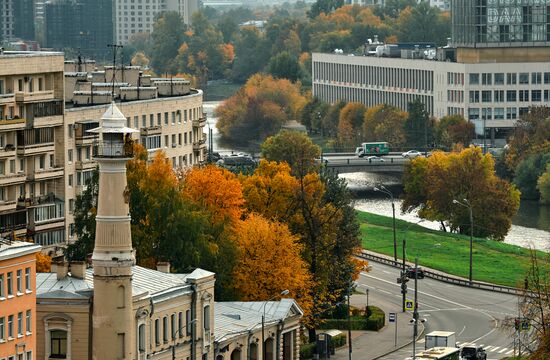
<box><xmin>514</xmin><ymin>318</ymin><xmax>520</xmax><ymax>331</ymax></box>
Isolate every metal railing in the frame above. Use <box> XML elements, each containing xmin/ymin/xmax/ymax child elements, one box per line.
<box><xmin>358</xmin><ymin>250</ymin><xmax>522</xmax><ymax>295</ymax></box>
<box><xmin>92</xmin><ymin>141</ymin><xmax>134</xmax><ymax>158</ymax></box>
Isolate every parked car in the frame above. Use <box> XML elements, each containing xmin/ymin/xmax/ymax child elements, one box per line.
<box><xmin>460</xmin><ymin>345</ymin><xmax>487</xmax><ymax>360</ymax></box>
<box><xmin>406</xmin><ymin>267</ymin><xmax>425</xmax><ymax>279</ymax></box>
<box><xmin>366</xmin><ymin>156</ymin><xmax>385</xmax><ymax>162</ymax></box>
<box><xmin>402</xmin><ymin>150</ymin><xmax>422</xmax><ymax>159</ymax></box>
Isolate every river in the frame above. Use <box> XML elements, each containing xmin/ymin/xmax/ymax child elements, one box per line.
<box><xmin>204</xmin><ymin>101</ymin><xmax>550</xmax><ymax>252</ymax></box>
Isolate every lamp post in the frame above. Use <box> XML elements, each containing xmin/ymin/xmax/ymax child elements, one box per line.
<box><xmin>453</xmin><ymin>198</ymin><xmax>473</xmax><ymax>285</ymax></box>
<box><xmin>347</xmin><ymin>287</ymin><xmax>353</xmax><ymax>360</ymax></box>
<box><xmin>172</xmin><ymin>318</ymin><xmax>197</xmax><ymax>360</ymax></box>
<box><xmin>401</xmin><ymin>219</ymin><xmax>423</xmax><ymax>313</ymax></box>
<box><xmin>374</xmin><ymin>185</ymin><xmax>397</xmax><ymax>262</ymax></box>
<box><xmin>262</xmin><ymin>290</ymin><xmax>289</xmax><ymax>360</ymax></box>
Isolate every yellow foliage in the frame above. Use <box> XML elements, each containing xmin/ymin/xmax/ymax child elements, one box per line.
<box><xmin>36</xmin><ymin>252</ymin><xmax>52</xmax><ymax>273</ymax></box>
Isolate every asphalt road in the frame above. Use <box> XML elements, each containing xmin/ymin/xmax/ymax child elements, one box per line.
<box><xmin>356</xmin><ymin>262</ymin><xmax>519</xmax><ymax>359</ymax></box>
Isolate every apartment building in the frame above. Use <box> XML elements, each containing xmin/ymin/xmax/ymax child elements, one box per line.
<box><xmin>0</xmin><ymin>0</ymin><xmax>35</xmax><ymax>42</ymax></box>
<box><xmin>114</xmin><ymin>0</ymin><xmax>199</xmax><ymax>44</ymax></box>
<box><xmin>63</xmin><ymin>60</ymin><xmax>206</xmax><ymax>243</ymax></box>
<box><xmin>0</xmin><ymin>51</ymin><xmax>66</xmax><ymax>251</ymax></box>
<box><xmin>0</xmin><ymin>239</ymin><xmax>41</xmax><ymax>360</ymax></box>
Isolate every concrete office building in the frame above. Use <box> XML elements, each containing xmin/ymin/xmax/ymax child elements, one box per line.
<box><xmin>114</xmin><ymin>0</ymin><xmax>199</xmax><ymax>44</ymax></box>
<box><xmin>0</xmin><ymin>51</ymin><xmax>66</xmax><ymax>251</ymax></box>
<box><xmin>312</xmin><ymin>1</ymin><xmax>550</xmax><ymax>146</ymax></box>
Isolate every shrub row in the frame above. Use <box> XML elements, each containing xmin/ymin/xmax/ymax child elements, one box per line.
<box><xmin>299</xmin><ymin>334</ymin><xmax>348</xmax><ymax>359</ymax></box>
<box><xmin>318</xmin><ymin>306</ymin><xmax>385</xmax><ymax>331</ymax></box>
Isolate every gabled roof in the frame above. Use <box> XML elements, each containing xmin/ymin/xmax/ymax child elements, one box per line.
<box><xmin>214</xmin><ymin>299</ymin><xmax>303</xmax><ymax>343</ymax></box>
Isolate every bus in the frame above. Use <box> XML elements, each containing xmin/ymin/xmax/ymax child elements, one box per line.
<box><xmin>406</xmin><ymin>347</ymin><xmax>460</xmax><ymax>360</ymax></box>
<box><xmin>355</xmin><ymin>142</ymin><xmax>390</xmax><ymax>157</ymax></box>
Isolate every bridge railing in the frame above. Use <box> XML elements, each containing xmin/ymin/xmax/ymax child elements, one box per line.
<box><xmin>358</xmin><ymin>250</ymin><xmax>523</xmax><ymax>296</ymax></box>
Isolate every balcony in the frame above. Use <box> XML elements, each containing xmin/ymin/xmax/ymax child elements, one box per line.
<box><xmin>75</xmin><ymin>160</ymin><xmax>97</xmax><ymax>171</ymax></box>
<box><xmin>0</xmin><ymin>93</ymin><xmax>15</xmax><ymax>105</ymax></box>
<box><xmin>33</xmin><ymin>115</ymin><xmax>63</xmax><ymax>127</ymax></box>
<box><xmin>75</xmin><ymin>121</ymin><xmax>100</xmax><ymax>146</ymax></box>
<box><xmin>0</xmin><ymin>117</ymin><xmax>26</xmax><ymax>130</ymax></box>
<box><xmin>140</xmin><ymin>126</ymin><xmax>162</xmax><ymax>136</ymax></box>
<box><xmin>15</xmin><ymin>90</ymin><xmax>55</xmax><ymax>103</ymax></box>
<box><xmin>93</xmin><ymin>140</ymin><xmax>134</xmax><ymax>159</ymax></box>
<box><xmin>0</xmin><ymin>200</ymin><xmax>17</xmax><ymax>213</ymax></box>
<box><xmin>192</xmin><ymin>117</ymin><xmax>207</xmax><ymax>128</ymax></box>
<box><xmin>0</xmin><ymin>144</ymin><xmax>16</xmax><ymax>158</ymax></box>
<box><xmin>0</xmin><ymin>172</ymin><xmax>27</xmax><ymax>186</ymax></box>
<box><xmin>16</xmin><ymin>142</ymin><xmax>55</xmax><ymax>156</ymax></box>
<box><xmin>28</xmin><ymin>166</ymin><xmax>64</xmax><ymax>181</ymax></box>
<box><xmin>193</xmin><ymin>138</ymin><xmax>207</xmax><ymax>152</ymax></box>
<box><xmin>0</xmin><ymin>209</ymin><xmax>27</xmax><ymax>233</ymax></box>
<box><xmin>32</xmin><ymin>201</ymin><xmax>64</xmax><ymax>225</ymax></box>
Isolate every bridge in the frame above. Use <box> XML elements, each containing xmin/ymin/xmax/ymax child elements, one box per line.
<box><xmin>321</xmin><ymin>154</ymin><xmax>409</xmax><ymax>174</ymax></box>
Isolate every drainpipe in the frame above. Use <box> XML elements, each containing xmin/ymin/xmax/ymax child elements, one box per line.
<box><xmin>191</xmin><ymin>285</ymin><xmax>197</xmax><ymax>360</ymax></box>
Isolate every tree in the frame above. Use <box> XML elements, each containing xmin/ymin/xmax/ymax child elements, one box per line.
<box><xmin>300</xmin><ymin>97</ymin><xmax>330</xmax><ymax>134</ymax></box>
<box><xmin>394</xmin><ymin>3</ymin><xmax>450</xmax><ymax>45</ymax></box>
<box><xmin>267</xmin><ymin>51</ymin><xmax>304</xmax><ymax>82</ymax></box>
<box><xmin>232</xmin><ymin>214</ymin><xmax>313</xmax><ymax>321</ymax></box>
<box><xmin>150</xmin><ymin>11</ymin><xmax>187</xmax><ymax>74</ymax></box>
<box><xmin>380</xmin><ymin>0</ymin><xmax>417</xmax><ymax>18</ymax></box>
<box><xmin>362</xmin><ymin>104</ymin><xmax>407</xmax><ymax>147</ymax></box>
<box><xmin>216</xmin><ymin>74</ymin><xmax>307</xmax><ymax>145</ymax></box>
<box><xmin>514</xmin><ymin>152</ymin><xmax>550</xmax><ymax>200</ymax></box>
<box><xmin>338</xmin><ymin>102</ymin><xmax>367</xmax><ymax>146</ymax></box>
<box><xmin>66</xmin><ymin>168</ymin><xmax>99</xmax><ymax>261</ymax></box>
<box><xmin>131</xmin><ymin>51</ymin><xmax>150</xmax><ymax>68</ymax></box>
<box><xmin>404</xmin><ymin>99</ymin><xmax>434</xmax><ymax>150</ymax></box>
<box><xmin>308</xmin><ymin>0</ymin><xmax>345</xmax><ymax>18</ymax></box>
<box><xmin>435</xmin><ymin>115</ymin><xmax>475</xmax><ymax>149</ymax></box>
<box><xmin>402</xmin><ymin>147</ymin><xmax>520</xmax><ymax>240</ymax></box>
<box><xmin>322</xmin><ymin>101</ymin><xmax>346</xmax><ymax>139</ymax></box>
<box><xmin>537</xmin><ymin>164</ymin><xmax>550</xmax><ymax>205</ymax></box>
<box><xmin>36</xmin><ymin>253</ymin><xmax>52</xmax><ymax>273</ymax></box>
<box><xmin>231</xmin><ymin>27</ymin><xmax>270</xmax><ymax>83</ymax></box>
<box><xmin>261</xmin><ymin>130</ymin><xmax>321</xmax><ymax>178</ymax></box>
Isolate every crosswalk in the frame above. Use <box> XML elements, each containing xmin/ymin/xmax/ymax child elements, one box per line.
<box><xmin>455</xmin><ymin>341</ymin><xmax>516</xmax><ymax>357</ymax></box>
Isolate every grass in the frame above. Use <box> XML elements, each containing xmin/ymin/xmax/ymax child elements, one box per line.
<box><xmin>356</xmin><ymin>210</ymin><xmax>549</xmax><ymax>287</ymax></box>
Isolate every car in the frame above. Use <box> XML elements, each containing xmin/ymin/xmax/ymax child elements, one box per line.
<box><xmin>402</xmin><ymin>150</ymin><xmax>423</xmax><ymax>159</ymax></box>
<box><xmin>460</xmin><ymin>345</ymin><xmax>487</xmax><ymax>360</ymax></box>
<box><xmin>366</xmin><ymin>156</ymin><xmax>385</xmax><ymax>162</ymax></box>
<box><xmin>406</xmin><ymin>267</ymin><xmax>425</xmax><ymax>279</ymax></box>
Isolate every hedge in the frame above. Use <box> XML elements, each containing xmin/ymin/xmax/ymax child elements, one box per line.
<box><xmin>318</xmin><ymin>306</ymin><xmax>385</xmax><ymax>331</ymax></box>
<box><xmin>299</xmin><ymin>334</ymin><xmax>348</xmax><ymax>359</ymax></box>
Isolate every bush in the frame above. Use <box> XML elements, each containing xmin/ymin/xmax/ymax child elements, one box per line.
<box><xmin>299</xmin><ymin>342</ymin><xmax>316</xmax><ymax>359</ymax></box>
<box><xmin>318</xmin><ymin>306</ymin><xmax>386</xmax><ymax>331</ymax></box>
<box><xmin>332</xmin><ymin>333</ymin><xmax>347</xmax><ymax>348</ymax></box>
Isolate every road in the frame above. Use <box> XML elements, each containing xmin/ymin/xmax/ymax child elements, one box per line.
<box><xmin>356</xmin><ymin>262</ymin><xmax>519</xmax><ymax>359</ymax></box>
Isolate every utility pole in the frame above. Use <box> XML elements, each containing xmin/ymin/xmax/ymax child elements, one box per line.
<box><xmin>347</xmin><ymin>289</ymin><xmax>352</xmax><ymax>360</ymax></box>
<box><xmin>401</xmin><ymin>235</ymin><xmax>407</xmax><ymax>313</ymax></box>
<box><xmin>107</xmin><ymin>44</ymin><xmax>123</xmax><ymax>100</ymax></box>
<box><xmin>412</xmin><ymin>258</ymin><xmax>419</xmax><ymax>360</ymax></box>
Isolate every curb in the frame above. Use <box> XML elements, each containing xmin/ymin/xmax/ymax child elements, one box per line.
<box><xmin>371</xmin><ymin>323</ymin><xmax>425</xmax><ymax>360</ymax></box>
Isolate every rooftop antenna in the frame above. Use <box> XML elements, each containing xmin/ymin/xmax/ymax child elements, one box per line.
<box><xmin>107</xmin><ymin>43</ymin><xmax>123</xmax><ymax>101</ymax></box>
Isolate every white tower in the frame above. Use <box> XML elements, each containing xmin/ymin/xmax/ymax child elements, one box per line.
<box><xmin>89</xmin><ymin>103</ymin><xmax>139</xmax><ymax>360</ymax></box>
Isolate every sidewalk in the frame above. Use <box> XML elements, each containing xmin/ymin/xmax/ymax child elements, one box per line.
<box><xmin>329</xmin><ymin>292</ymin><xmax>423</xmax><ymax>360</ymax></box>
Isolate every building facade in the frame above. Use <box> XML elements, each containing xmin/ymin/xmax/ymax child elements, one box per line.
<box><xmin>0</xmin><ymin>51</ymin><xmax>66</xmax><ymax>251</ymax></box>
<box><xmin>312</xmin><ymin>52</ymin><xmax>550</xmax><ymax>145</ymax></box>
<box><xmin>0</xmin><ymin>239</ymin><xmax>41</xmax><ymax>360</ymax></box>
<box><xmin>0</xmin><ymin>0</ymin><xmax>35</xmax><ymax>42</ymax></box>
<box><xmin>114</xmin><ymin>0</ymin><xmax>199</xmax><ymax>44</ymax></box>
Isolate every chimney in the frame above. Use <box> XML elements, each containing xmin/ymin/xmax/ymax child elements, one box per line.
<box><xmin>156</xmin><ymin>262</ymin><xmax>170</xmax><ymax>273</ymax></box>
<box><xmin>54</xmin><ymin>260</ymin><xmax>69</xmax><ymax>280</ymax></box>
<box><xmin>70</xmin><ymin>261</ymin><xmax>87</xmax><ymax>279</ymax></box>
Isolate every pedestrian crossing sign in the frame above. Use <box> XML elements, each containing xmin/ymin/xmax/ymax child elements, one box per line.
<box><xmin>405</xmin><ymin>300</ymin><xmax>414</xmax><ymax>311</ymax></box>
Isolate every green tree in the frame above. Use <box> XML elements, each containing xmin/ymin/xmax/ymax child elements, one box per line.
<box><xmin>402</xmin><ymin>147</ymin><xmax>520</xmax><ymax>240</ymax></box>
<box><xmin>379</xmin><ymin>0</ymin><xmax>417</xmax><ymax>18</ymax></box>
<box><xmin>404</xmin><ymin>99</ymin><xmax>434</xmax><ymax>150</ymax></box>
<box><xmin>217</xmin><ymin>15</ymin><xmax>239</xmax><ymax>43</ymax></box>
<box><xmin>300</xmin><ymin>97</ymin><xmax>330</xmax><ymax>134</ymax></box>
<box><xmin>363</xmin><ymin>104</ymin><xmax>407</xmax><ymax>147</ymax></box>
<box><xmin>435</xmin><ymin>114</ymin><xmax>475</xmax><ymax>149</ymax></box>
<box><xmin>395</xmin><ymin>3</ymin><xmax>450</xmax><ymax>45</ymax></box>
<box><xmin>308</xmin><ymin>0</ymin><xmax>345</xmax><ymax>18</ymax></box>
<box><xmin>261</xmin><ymin>130</ymin><xmax>321</xmax><ymax>178</ymax></box>
<box><xmin>267</xmin><ymin>51</ymin><xmax>304</xmax><ymax>82</ymax></box>
<box><xmin>538</xmin><ymin>164</ymin><xmax>550</xmax><ymax>204</ymax></box>
<box><xmin>66</xmin><ymin>168</ymin><xmax>99</xmax><ymax>261</ymax></box>
<box><xmin>322</xmin><ymin>101</ymin><xmax>347</xmax><ymax>139</ymax></box>
<box><xmin>231</xmin><ymin>27</ymin><xmax>270</xmax><ymax>83</ymax></box>
<box><xmin>150</xmin><ymin>11</ymin><xmax>187</xmax><ymax>74</ymax></box>
<box><xmin>514</xmin><ymin>152</ymin><xmax>550</xmax><ymax>200</ymax></box>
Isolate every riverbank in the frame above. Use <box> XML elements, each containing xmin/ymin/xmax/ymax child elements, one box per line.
<box><xmin>357</xmin><ymin>211</ymin><xmax>549</xmax><ymax>287</ymax></box>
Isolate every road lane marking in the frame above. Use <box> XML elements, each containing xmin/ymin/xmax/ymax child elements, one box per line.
<box><xmin>458</xmin><ymin>325</ymin><xmax>466</xmax><ymax>336</ymax></box>
<box><xmin>484</xmin><ymin>346</ymin><xmax>493</xmax><ymax>350</ymax></box>
<box><xmin>506</xmin><ymin>350</ymin><xmax>514</xmax><ymax>355</ymax></box>
<box><xmin>491</xmin><ymin>347</ymin><xmax>500</xmax><ymax>352</ymax></box>
<box><xmin>498</xmin><ymin>348</ymin><xmax>508</xmax><ymax>353</ymax></box>
<box><xmin>379</xmin><ymin>289</ymin><xmax>392</xmax><ymax>295</ymax></box>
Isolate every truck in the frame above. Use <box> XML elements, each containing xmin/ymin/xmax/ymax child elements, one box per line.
<box><xmin>355</xmin><ymin>142</ymin><xmax>390</xmax><ymax>157</ymax></box>
<box><xmin>425</xmin><ymin>331</ymin><xmax>457</xmax><ymax>349</ymax></box>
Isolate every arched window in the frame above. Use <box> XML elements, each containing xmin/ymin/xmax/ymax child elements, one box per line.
<box><xmin>117</xmin><ymin>285</ymin><xmax>125</xmax><ymax>309</ymax></box>
<box><xmin>250</xmin><ymin>342</ymin><xmax>259</xmax><ymax>360</ymax></box>
<box><xmin>138</xmin><ymin>324</ymin><xmax>146</xmax><ymax>353</ymax></box>
<box><xmin>230</xmin><ymin>348</ymin><xmax>241</xmax><ymax>360</ymax></box>
<box><xmin>44</xmin><ymin>314</ymin><xmax>73</xmax><ymax>360</ymax></box>
<box><xmin>264</xmin><ymin>338</ymin><xmax>274</xmax><ymax>360</ymax></box>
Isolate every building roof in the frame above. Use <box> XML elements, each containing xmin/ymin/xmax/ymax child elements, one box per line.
<box><xmin>214</xmin><ymin>299</ymin><xmax>303</xmax><ymax>343</ymax></box>
<box><xmin>0</xmin><ymin>240</ymin><xmax>41</xmax><ymax>261</ymax></box>
<box><xmin>36</xmin><ymin>265</ymin><xmax>206</xmax><ymax>302</ymax></box>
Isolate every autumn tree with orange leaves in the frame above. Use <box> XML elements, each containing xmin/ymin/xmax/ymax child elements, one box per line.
<box><xmin>232</xmin><ymin>214</ymin><xmax>313</xmax><ymax>322</ymax></box>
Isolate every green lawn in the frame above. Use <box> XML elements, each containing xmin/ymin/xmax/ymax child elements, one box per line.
<box><xmin>356</xmin><ymin>211</ymin><xmax>548</xmax><ymax>287</ymax></box>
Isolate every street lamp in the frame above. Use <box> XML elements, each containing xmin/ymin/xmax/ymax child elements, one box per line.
<box><xmin>172</xmin><ymin>318</ymin><xmax>197</xmax><ymax>360</ymax></box>
<box><xmin>262</xmin><ymin>290</ymin><xmax>289</xmax><ymax>360</ymax></box>
<box><xmin>401</xmin><ymin>219</ymin><xmax>423</xmax><ymax>313</ymax></box>
<box><xmin>373</xmin><ymin>185</ymin><xmax>397</xmax><ymax>262</ymax></box>
<box><xmin>453</xmin><ymin>198</ymin><xmax>473</xmax><ymax>285</ymax></box>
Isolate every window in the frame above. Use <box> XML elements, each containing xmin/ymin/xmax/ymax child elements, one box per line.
<box><xmin>494</xmin><ymin>90</ymin><xmax>504</xmax><ymax>102</ymax></box>
<box><xmin>7</xmin><ymin>272</ymin><xmax>12</xmax><ymax>296</ymax></box>
<box><xmin>469</xmin><ymin>91</ymin><xmax>479</xmax><ymax>103</ymax></box>
<box><xmin>481</xmin><ymin>91</ymin><xmax>492</xmax><ymax>102</ymax></box>
<box><xmin>117</xmin><ymin>285</ymin><xmax>125</xmax><ymax>309</ymax></box>
<box><xmin>506</xmin><ymin>107</ymin><xmax>517</xmax><ymax>120</ymax></box>
<box><xmin>519</xmin><ymin>73</ymin><xmax>529</xmax><ymax>84</ymax></box>
<box><xmin>26</xmin><ymin>351</ymin><xmax>32</xmax><ymax>360</ymax></box>
<box><xmin>544</xmin><ymin>72</ymin><xmax>550</xmax><ymax>84</ymax></box>
<box><xmin>150</xmin><ymin>114</ymin><xmax>154</xmax><ymax>127</ymax></box>
<box><xmin>532</xmin><ymin>90</ymin><xmax>542</xmax><ymax>102</ymax></box>
<box><xmin>172</xmin><ymin>134</ymin><xmax>176</xmax><ymax>147</ymax></box>
<box><xmin>0</xmin><ymin>317</ymin><xmax>4</xmax><ymax>341</ymax></box>
<box><xmin>39</xmin><ymin>155</ymin><xmax>45</xmax><ymax>170</ymax></box>
<box><xmin>155</xmin><ymin>319</ymin><xmax>160</xmax><ymax>345</ymax></box>
<box><xmin>10</xmin><ymin>160</ymin><xmax>15</xmax><ymax>173</ymax></box>
<box><xmin>50</xmin><ymin>330</ymin><xmax>67</xmax><ymax>358</ymax></box>
<box><xmin>494</xmin><ymin>108</ymin><xmax>505</xmax><ymax>120</ymax></box>
<box><xmin>16</xmin><ymin>270</ymin><xmax>22</xmax><ymax>294</ymax></box>
<box><xmin>468</xmin><ymin>108</ymin><xmax>480</xmax><ymax>121</ymax></box>
<box><xmin>481</xmin><ymin>73</ymin><xmax>492</xmax><ymax>85</ymax></box>
<box><xmin>157</xmin><ymin>113</ymin><xmax>161</xmax><ymax>126</ymax></box>
<box><xmin>178</xmin><ymin>312</ymin><xmax>183</xmax><ymax>338</ymax></box>
<box><xmin>507</xmin><ymin>90</ymin><xmax>517</xmax><ymax>102</ymax></box>
<box><xmin>163</xmin><ymin>316</ymin><xmax>168</xmax><ymax>343</ymax></box>
<box><xmin>519</xmin><ymin>90</ymin><xmax>529</xmax><ymax>102</ymax></box>
<box><xmin>545</xmin><ymin>90</ymin><xmax>550</xmax><ymax>102</ymax></box>
<box><xmin>0</xmin><ymin>274</ymin><xmax>3</xmax><ymax>298</ymax></box>
<box><xmin>494</xmin><ymin>73</ymin><xmax>504</xmax><ymax>85</ymax></box>
<box><xmin>18</xmin><ymin>312</ymin><xmax>22</xmax><ymax>336</ymax></box>
<box><xmin>532</xmin><ymin>72</ymin><xmax>542</xmax><ymax>84</ymax></box>
<box><xmin>171</xmin><ymin>314</ymin><xmax>176</xmax><ymax>340</ymax></box>
<box><xmin>142</xmin><ymin>115</ymin><xmax>147</xmax><ymax>127</ymax></box>
<box><xmin>186</xmin><ymin>310</ymin><xmax>191</xmax><ymax>335</ymax></box>
<box><xmin>507</xmin><ymin>73</ymin><xmax>517</xmax><ymax>85</ymax></box>
<box><xmin>165</xmin><ymin>135</ymin><xmax>169</xmax><ymax>148</ymax></box>
<box><xmin>68</xmin><ymin>175</ymin><xmax>73</xmax><ymax>187</ymax></box>
<box><xmin>203</xmin><ymin>305</ymin><xmax>210</xmax><ymax>331</ymax></box>
<box><xmin>8</xmin><ymin>315</ymin><xmax>13</xmax><ymax>338</ymax></box>
<box><xmin>164</xmin><ymin>112</ymin><xmax>168</xmax><ymax>125</ymax></box>
<box><xmin>68</xmin><ymin>149</ymin><xmax>73</xmax><ymax>163</ymax></box>
<box><xmin>138</xmin><ymin>324</ymin><xmax>146</xmax><ymax>353</ymax></box>
<box><xmin>134</xmin><ymin>116</ymin><xmax>139</xmax><ymax>129</ymax></box>
<box><xmin>171</xmin><ymin>112</ymin><xmax>176</xmax><ymax>125</ymax></box>
<box><xmin>25</xmin><ymin>268</ymin><xmax>30</xmax><ymax>291</ymax></box>
<box><xmin>482</xmin><ymin>108</ymin><xmax>492</xmax><ymax>120</ymax></box>
<box><xmin>26</xmin><ymin>310</ymin><xmax>31</xmax><ymax>333</ymax></box>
